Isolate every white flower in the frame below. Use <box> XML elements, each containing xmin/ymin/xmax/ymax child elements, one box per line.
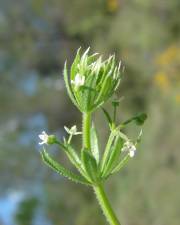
<box><xmin>71</xmin><ymin>74</ymin><xmax>85</xmax><ymax>88</ymax></box>
<box><xmin>64</xmin><ymin>125</ymin><xmax>81</xmax><ymax>136</ymax></box>
<box><xmin>129</xmin><ymin>149</ymin><xmax>135</xmax><ymax>158</ymax></box>
<box><xmin>39</xmin><ymin>131</ymin><xmax>49</xmax><ymax>145</ymax></box>
<box><xmin>122</xmin><ymin>141</ymin><xmax>136</xmax><ymax>158</ymax></box>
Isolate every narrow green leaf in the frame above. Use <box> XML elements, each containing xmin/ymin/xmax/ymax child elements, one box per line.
<box><xmin>88</xmin><ymin>52</ymin><xmax>99</xmax><ymax>64</ymax></box>
<box><xmin>58</xmin><ymin>143</ymin><xmax>92</xmax><ymax>183</ymax></box>
<box><xmin>70</xmin><ymin>47</ymin><xmax>81</xmax><ymax>80</ymax></box>
<box><xmin>100</xmin><ymin>130</ymin><xmax>118</xmax><ymax>172</ymax></box>
<box><xmin>86</xmin><ymin>74</ymin><xmax>98</xmax><ymax>111</ymax></box>
<box><xmin>80</xmin><ymin>74</ymin><xmax>95</xmax><ymax>112</ymax></box>
<box><xmin>102</xmin><ymin>135</ymin><xmax>124</xmax><ymax>178</ymax></box>
<box><xmin>121</xmin><ymin>113</ymin><xmax>148</xmax><ymax>127</ymax></box>
<box><xmin>81</xmin><ymin>47</ymin><xmax>90</xmax><ymax>68</ymax></box>
<box><xmin>63</xmin><ymin>62</ymin><xmax>80</xmax><ymax>109</ymax></box>
<box><xmin>111</xmin><ymin>155</ymin><xmax>130</xmax><ymax>174</ymax></box>
<box><xmin>135</xmin><ymin>113</ymin><xmax>147</xmax><ymax>125</ymax></box>
<box><xmin>90</xmin><ymin>124</ymin><xmax>100</xmax><ymax>163</ymax></box>
<box><xmin>64</xmin><ymin>143</ymin><xmax>82</xmax><ymax>168</ymax></box>
<box><xmin>41</xmin><ymin>149</ymin><xmax>90</xmax><ymax>185</ymax></box>
<box><xmin>82</xmin><ymin>150</ymin><xmax>98</xmax><ymax>182</ymax></box>
<box><xmin>95</xmin><ymin>75</ymin><xmax>112</xmax><ymax>105</ymax></box>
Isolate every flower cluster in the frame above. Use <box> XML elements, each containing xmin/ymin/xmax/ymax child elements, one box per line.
<box><xmin>64</xmin><ymin>47</ymin><xmax>123</xmax><ymax>112</ymax></box>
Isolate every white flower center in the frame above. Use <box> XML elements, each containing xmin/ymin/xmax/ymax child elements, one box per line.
<box><xmin>71</xmin><ymin>74</ymin><xmax>85</xmax><ymax>88</ymax></box>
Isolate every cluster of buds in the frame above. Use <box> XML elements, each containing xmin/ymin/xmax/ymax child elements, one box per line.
<box><xmin>64</xmin><ymin>48</ymin><xmax>123</xmax><ymax>113</ymax></box>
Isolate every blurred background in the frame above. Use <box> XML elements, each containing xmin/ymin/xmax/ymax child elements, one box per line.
<box><xmin>0</xmin><ymin>0</ymin><xmax>179</xmax><ymax>225</ymax></box>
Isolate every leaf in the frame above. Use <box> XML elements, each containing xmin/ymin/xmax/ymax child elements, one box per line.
<box><xmin>81</xmin><ymin>150</ymin><xmax>98</xmax><ymax>183</ymax></box>
<box><xmin>41</xmin><ymin>148</ymin><xmax>90</xmax><ymax>185</ymax></box>
<box><xmin>63</xmin><ymin>62</ymin><xmax>80</xmax><ymax>109</ymax></box>
<box><xmin>86</xmin><ymin>74</ymin><xmax>98</xmax><ymax>111</ymax></box>
<box><xmin>90</xmin><ymin>124</ymin><xmax>100</xmax><ymax>163</ymax></box>
<box><xmin>70</xmin><ymin>47</ymin><xmax>81</xmax><ymax>80</ymax></box>
<box><xmin>95</xmin><ymin>75</ymin><xmax>112</xmax><ymax>105</ymax></box>
<box><xmin>134</xmin><ymin>113</ymin><xmax>148</xmax><ymax>125</ymax></box>
<box><xmin>101</xmin><ymin>108</ymin><xmax>113</xmax><ymax>128</ymax></box>
<box><xmin>81</xmin><ymin>47</ymin><xmax>90</xmax><ymax>68</ymax></box>
<box><xmin>101</xmin><ymin>135</ymin><xmax>124</xmax><ymax>178</ymax></box>
<box><xmin>57</xmin><ymin>143</ymin><xmax>92</xmax><ymax>183</ymax></box>
<box><xmin>100</xmin><ymin>130</ymin><xmax>118</xmax><ymax>173</ymax></box>
<box><xmin>111</xmin><ymin>155</ymin><xmax>130</xmax><ymax>174</ymax></box>
<box><xmin>121</xmin><ymin>113</ymin><xmax>147</xmax><ymax>127</ymax></box>
<box><xmin>80</xmin><ymin>75</ymin><xmax>96</xmax><ymax>112</ymax></box>
<box><xmin>64</xmin><ymin>143</ymin><xmax>82</xmax><ymax>168</ymax></box>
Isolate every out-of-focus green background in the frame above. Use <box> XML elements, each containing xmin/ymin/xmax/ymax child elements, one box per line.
<box><xmin>0</xmin><ymin>0</ymin><xmax>179</xmax><ymax>225</ymax></box>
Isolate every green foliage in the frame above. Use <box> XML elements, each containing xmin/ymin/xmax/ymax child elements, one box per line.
<box><xmin>111</xmin><ymin>154</ymin><xmax>130</xmax><ymax>174</ymax></box>
<box><xmin>41</xmin><ymin>50</ymin><xmax>147</xmax><ymax>190</ymax></box>
<box><xmin>41</xmin><ymin>148</ymin><xmax>90</xmax><ymax>185</ymax></box>
<box><xmin>40</xmin><ymin>49</ymin><xmax>149</xmax><ymax>225</ymax></box>
<box><xmin>81</xmin><ymin>149</ymin><xmax>99</xmax><ymax>183</ymax></box>
<box><xmin>101</xmin><ymin>135</ymin><xmax>124</xmax><ymax>178</ymax></box>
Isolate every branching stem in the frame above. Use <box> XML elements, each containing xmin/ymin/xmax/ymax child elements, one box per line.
<box><xmin>82</xmin><ymin>111</ymin><xmax>121</xmax><ymax>225</ymax></box>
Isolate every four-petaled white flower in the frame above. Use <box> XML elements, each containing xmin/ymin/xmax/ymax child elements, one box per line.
<box><xmin>39</xmin><ymin>131</ymin><xmax>49</xmax><ymax>145</ymax></box>
<box><xmin>122</xmin><ymin>141</ymin><xmax>136</xmax><ymax>158</ymax></box>
<box><xmin>71</xmin><ymin>73</ymin><xmax>85</xmax><ymax>89</ymax></box>
<box><xmin>64</xmin><ymin>125</ymin><xmax>81</xmax><ymax>136</ymax></box>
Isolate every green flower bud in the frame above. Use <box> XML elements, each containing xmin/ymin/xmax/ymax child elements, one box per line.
<box><xmin>64</xmin><ymin>47</ymin><xmax>123</xmax><ymax>112</ymax></box>
<box><xmin>47</xmin><ymin>135</ymin><xmax>57</xmax><ymax>144</ymax></box>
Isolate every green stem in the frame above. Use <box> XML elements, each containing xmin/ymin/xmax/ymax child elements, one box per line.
<box><xmin>82</xmin><ymin>113</ymin><xmax>120</xmax><ymax>224</ymax></box>
<box><xmin>82</xmin><ymin>112</ymin><xmax>91</xmax><ymax>149</ymax></box>
<box><xmin>93</xmin><ymin>183</ymin><xmax>121</xmax><ymax>225</ymax></box>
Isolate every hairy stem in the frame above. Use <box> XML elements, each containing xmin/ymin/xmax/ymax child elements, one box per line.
<box><xmin>82</xmin><ymin>112</ymin><xmax>121</xmax><ymax>224</ymax></box>
<box><xmin>82</xmin><ymin>112</ymin><xmax>91</xmax><ymax>149</ymax></box>
<box><xmin>93</xmin><ymin>183</ymin><xmax>121</xmax><ymax>225</ymax></box>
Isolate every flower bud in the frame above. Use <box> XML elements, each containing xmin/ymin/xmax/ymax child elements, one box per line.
<box><xmin>64</xmin><ymin>48</ymin><xmax>123</xmax><ymax>112</ymax></box>
<box><xmin>47</xmin><ymin>135</ymin><xmax>57</xmax><ymax>144</ymax></box>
